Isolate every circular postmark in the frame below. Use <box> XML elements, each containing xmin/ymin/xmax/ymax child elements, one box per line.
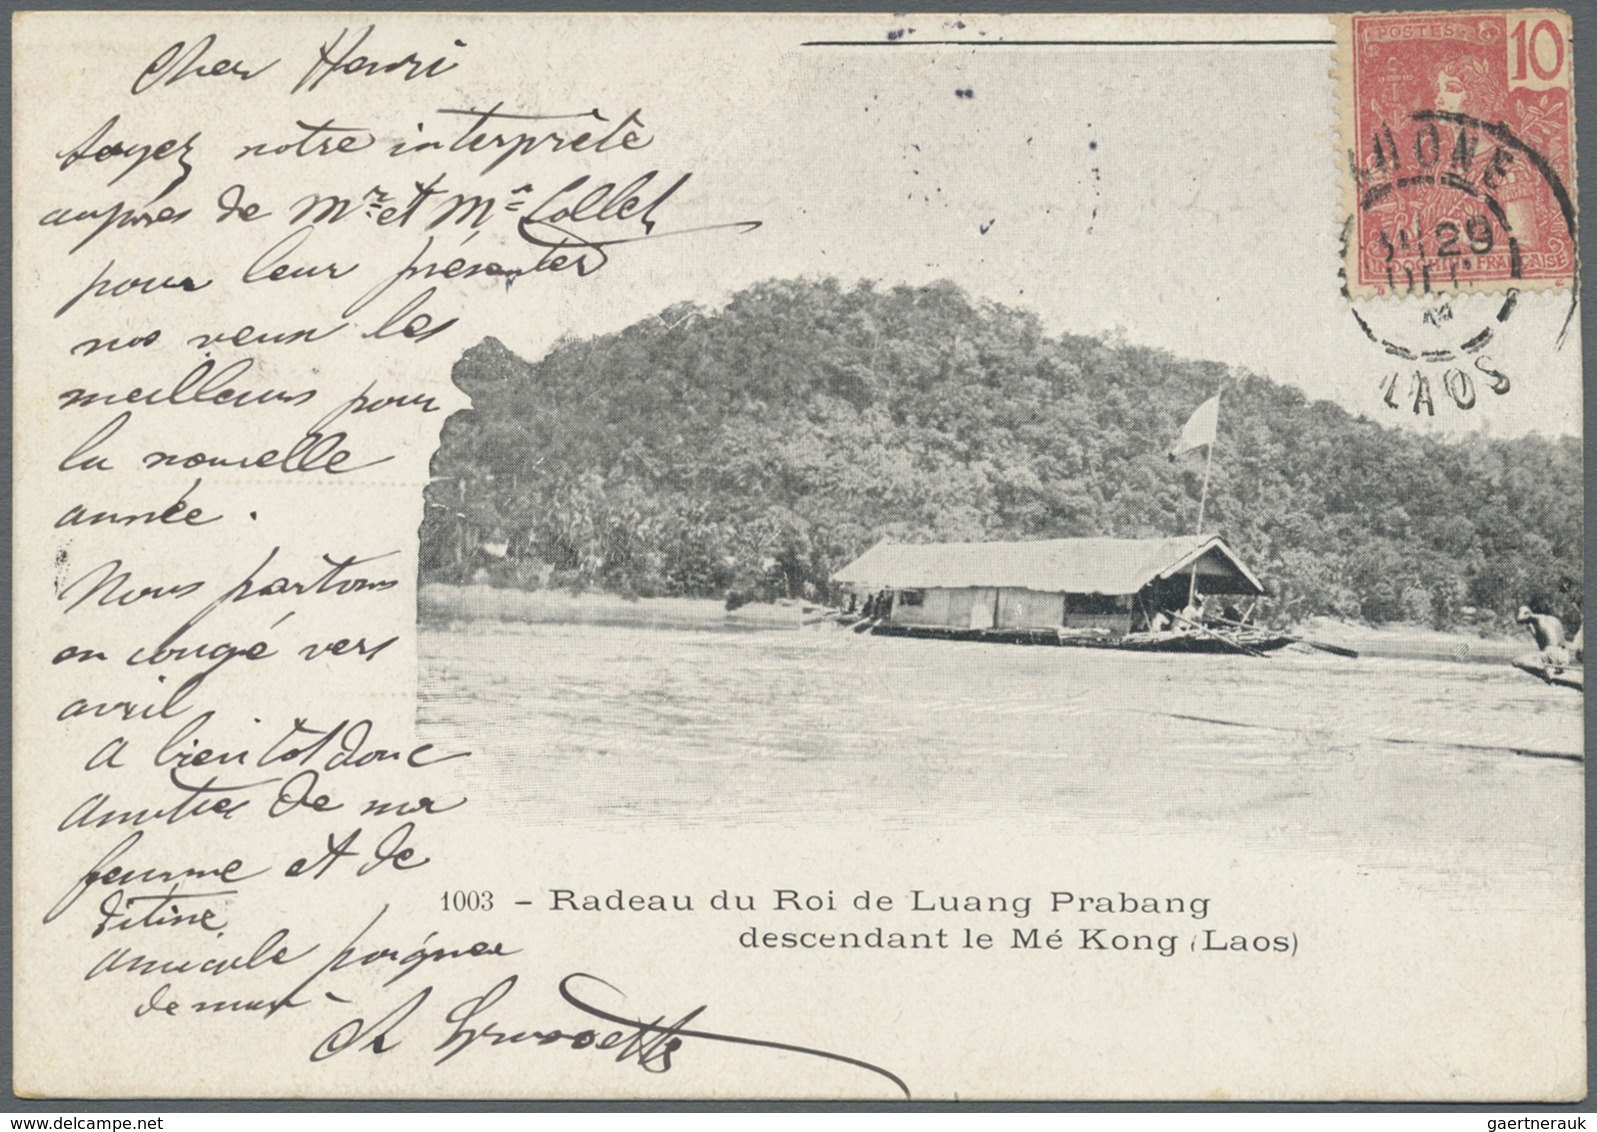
<box><xmin>1342</xmin><ymin>113</ymin><xmax>1577</xmax><ymax>415</ymax></box>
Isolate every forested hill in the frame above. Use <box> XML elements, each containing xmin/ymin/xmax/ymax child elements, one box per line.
<box><xmin>421</xmin><ymin>277</ymin><xmax>1582</xmax><ymax>630</ymax></box>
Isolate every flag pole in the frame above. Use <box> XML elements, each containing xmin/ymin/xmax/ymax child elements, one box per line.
<box><xmin>1194</xmin><ymin>436</ymin><xmax>1215</xmax><ymax>535</ymax></box>
<box><xmin>1186</xmin><ymin>410</ymin><xmax>1218</xmax><ymax>609</ymax></box>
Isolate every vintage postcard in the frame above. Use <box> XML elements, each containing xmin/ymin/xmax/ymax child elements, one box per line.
<box><xmin>10</xmin><ymin>11</ymin><xmax>1583</xmax><ymax>1101</ymax></box>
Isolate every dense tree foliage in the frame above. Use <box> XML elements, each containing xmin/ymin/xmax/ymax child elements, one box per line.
<box><xmin>421</xmin><ymin>278</ymin><xmax>1582</xmax><ymax>630</ymax></box>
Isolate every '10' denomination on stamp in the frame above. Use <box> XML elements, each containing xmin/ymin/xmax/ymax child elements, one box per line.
<box><xmin>1338</xmin><ymin>10</ymin><xmax>1575</xmax><ymax>297</ymax></box>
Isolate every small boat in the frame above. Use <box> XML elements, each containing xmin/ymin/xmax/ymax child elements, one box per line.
<box><xmin>1512</xmin><ymin>657</ymin><xmax>1584</xmax><ymax>692</ymax></box>
<box><xmin>1112</xmin><ymin>628</ymin><xmax>1296</xmax><ymax>655</ymax></box>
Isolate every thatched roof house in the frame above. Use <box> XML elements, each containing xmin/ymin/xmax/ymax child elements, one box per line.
<box><xmin>832</xmin><ymin>535</ymin><xmax>1263</xmax><ymax>634</ymax></box>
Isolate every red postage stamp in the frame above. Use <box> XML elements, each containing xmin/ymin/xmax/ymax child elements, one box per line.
<box><xmin>1337</xmin><ymin>10</ymin><xmax>1576</xmax><ymax>297</ymax></box>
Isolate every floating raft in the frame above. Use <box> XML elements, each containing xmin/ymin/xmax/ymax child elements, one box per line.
<box><xmin>866</xmin><ymin>622</ymin><xmax>1295</xmax><ymax>654</ymax></box>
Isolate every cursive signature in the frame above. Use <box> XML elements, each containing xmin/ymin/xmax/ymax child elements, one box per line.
<box><xmin>309</xmin><ymin>970</ymin><xmax>911</xmax><ymax>1098</ymax></box>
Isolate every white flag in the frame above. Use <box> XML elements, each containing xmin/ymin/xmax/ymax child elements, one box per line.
<box><xmin>1168</xmin><ymin>394</ymin><xmax>1220</xmax><ymax>460</ymax></box>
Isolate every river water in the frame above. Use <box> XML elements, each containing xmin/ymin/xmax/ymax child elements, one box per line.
<box><xmin>419</xmin><ymin>622</ymin><xmax>1582</xmax><ymax>901</ymax></box>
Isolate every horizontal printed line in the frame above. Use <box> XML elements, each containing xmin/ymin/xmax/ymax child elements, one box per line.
<box><xmin>800</xmin><ymin>39</ymin><xmax>1335</xmax><ymax>47</ymax></box>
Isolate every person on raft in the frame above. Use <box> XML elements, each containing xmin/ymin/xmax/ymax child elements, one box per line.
<box><xmin>1516</xmin><ymin>605</ymin><xmax>1571</xmax><ymax>669</ymax></box>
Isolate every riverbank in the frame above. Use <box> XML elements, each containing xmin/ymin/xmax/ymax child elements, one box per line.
<box><xmin>418</xmin><ymin>583</ymin><xmax>1538</xmax><ymax>664</ymax></box>
<box><xmin>419</xmin><ymin>582</ymin><xmax>806</xmax><ymax>630</ymax></box>
<box><xmin>1289</xmin><ymin>617</ymin><xmax>1530</xmax><ymax>665</ymax></box>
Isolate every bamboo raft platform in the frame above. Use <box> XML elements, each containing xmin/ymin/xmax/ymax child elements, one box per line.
<box><xmin>860</xmin><ymin>620</ymin><xmax>1298</xmax><ymax>654</ymax></box>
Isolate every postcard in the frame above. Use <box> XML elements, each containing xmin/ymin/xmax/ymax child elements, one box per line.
<box><xmin>10</xmin><ymin>10</ymin><xmax>1583</xmax><ymax>1100</ymax></box>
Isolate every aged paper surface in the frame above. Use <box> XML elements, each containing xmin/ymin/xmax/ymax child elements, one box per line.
<box><xmin>11</xmin><ymin>11</ymin><xmax>1584</xmax><ymax>1100</ymax></box>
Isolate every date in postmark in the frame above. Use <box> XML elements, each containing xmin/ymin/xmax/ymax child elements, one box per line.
<box><xmin>1336</xmin><ymin>10</ymin><xmax>1575</xmax><ymax>298</ymax></box>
